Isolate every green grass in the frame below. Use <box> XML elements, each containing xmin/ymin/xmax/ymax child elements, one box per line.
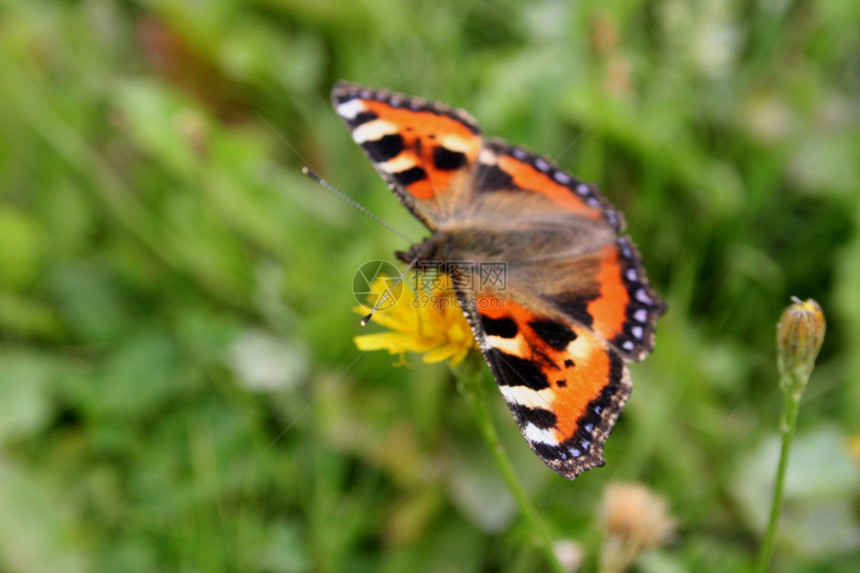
<box><xmin>1</xmin><ymin>0</ymin><xmax>859</xmax><ymax>571</ymax></box>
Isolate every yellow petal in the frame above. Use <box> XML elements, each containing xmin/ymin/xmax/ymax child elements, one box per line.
<box><xmin>422</xmin><ymin>345</ymin><xmax>460</xmax><ymax>364</ymax></box>
<box><xmin>353</xmin><ymin>332</ymin><xmax>437</xmax><ymax>355</ymax></box>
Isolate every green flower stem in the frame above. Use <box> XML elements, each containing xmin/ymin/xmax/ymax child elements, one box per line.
<box><xmin>755</xmin><ymin>390</ymin><xmax>800</xmax><ymax>573</ymax></box>
<box><xmin>454</xmin><ymin>354</ymin><xmax>567</xmax><ymax>573</ymax></box>
<box><xmin>756</xmin><ymin>298</ymin><xmax>825</xmax><ymax>573</ymax></box>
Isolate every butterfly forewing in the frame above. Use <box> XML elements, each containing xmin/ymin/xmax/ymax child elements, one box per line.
<box><xmin>332</xmin><ymin>80</ymin><xmax>482</xmax><ymax>228</ymax></box>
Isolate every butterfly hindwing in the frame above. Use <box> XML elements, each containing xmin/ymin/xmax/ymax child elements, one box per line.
<box><xmin>469</xmin><ymin>141</ymin><xmax>665</xmax><ymax>361</ymax></box>
<box><xmin>511</xmin><ymin>236</ymin><xmax>665</xmax><ymax>361</ymax></box>
<box><xmin>456</xmin><ymin>288</ymin><xmax>631</xmax><ymax>479</ymax></box>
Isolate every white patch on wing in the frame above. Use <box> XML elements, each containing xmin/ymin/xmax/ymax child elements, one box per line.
<box><xmin>438</xmin><ymin>134</ymin><xmax>476</xmax><ymax>154</ymax></box>
<box><xmin>524</xmin><ymin>422</ymin><xmax>560</xmax><ymax>445</ymax></box>
<box><xmin>564</xmin><ymin>333</ymin><xmax>599</xmax><ymax>364</ymax></box>
<box><xmin>336</xmin><ymin>99</ymin><xmax>366</xmax><ymax>120</ymax></box>
<box><xmin>499</xmin><ymin>385</ymin><xmax>556</xmax><ymax>412</ymax></box>
<box><xmin>379</xmin><ymin>154</ymin><xmax>416</xmax><ymax>173</ymax></box>
<box><xmin>351</xmin><ymin>119</ymin><xmax>398</xmax><ymax>144</ymax></box>
<box><xmin>485</xmin><ymin>334</ymin><xmax>526</xmax><ymax>356</ymax></box>
<box><xmin>478</xmin><ymin>148</ymin><xmax>498</xmax><ymax>165</ymax></box>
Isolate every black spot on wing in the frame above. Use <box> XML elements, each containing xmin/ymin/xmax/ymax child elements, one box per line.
<box><xmin>347</xmin><ymin>110</ymin><xmax>379</xmax><ymax>128</ymax></box>
<box><xmin>510</xmin><ymin>404</ymin><xmax>558</xmax><ymax>429</ymax></box>
<box><xmin>530</xmin><ymin>442</ymin><xmax>561</xmax><ymax>462</ymax></box>
<box><xmin>608</xmin><ymin>351</ymin><xmax>624</xmax><ymax>386</ymax></box>
<box><xmin>474</xmin><ymin>163</ymin><xmax>514</xmax><ymax>192</ymax></box>
<box><xmin>550</xmin><ymin>294</ymin><xmax>595</xmax><ymax>329</ymax></box>
<box><xmin>393</xmin><ymin>166</ymin><xmax>427</xmax><ymax>187</ymax></box>
<box><xmin>433</xmin><ymin>146</ymin><xmax>467</xmax><ymax>171</ymax></box>
<box><xmin>563</xmin><ymin>359</ymin><xmax>575</xmax><ymax>368</ymax></box>
<box><xmin>480</xmin><ymin>314</ymin><xmax>518</xmax><ymax>338</ymax></box>
<box><xmin>487</xmin><ymin>348</ymin><xmax>550</xmax><ymax>390</ymax></box>
<box><xmin>361</xmin><ymin>133</ymin><xmax>404</xmax><ymax>162</ymax></box>
<box><xmin>529</xmin><ymin>319</ymin><xmax>577</xmax><ymax>352</ymax></box>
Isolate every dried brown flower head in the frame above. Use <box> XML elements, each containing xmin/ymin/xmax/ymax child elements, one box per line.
<box><xmin>599</xmin><ymin>482</ymin><xmax>676</xmax><ymax>573</ymax></box>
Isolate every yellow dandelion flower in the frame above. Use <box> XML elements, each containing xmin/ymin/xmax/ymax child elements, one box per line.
<box><xmin>353</xmin><ymin>274</ymin><xmax>477</xmax><ymax>368</ymax></box>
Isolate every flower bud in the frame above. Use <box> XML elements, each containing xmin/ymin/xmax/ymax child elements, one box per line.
<box><xmin>777</xmin><ymin>297</ymin><xmax>825</xmax><ymax>398</ymax></box>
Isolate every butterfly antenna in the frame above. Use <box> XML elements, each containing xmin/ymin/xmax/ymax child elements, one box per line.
<box><xmin>253</xmin><ymin>110</ymin><xmax>412</xmax><ymax>244</ymax></box>
<box><xmin>302</xmin><ymin>167</ymin><xmax>413</xmax><ymax>244</ymax></box>
<box><xmin>360</xmin><ymin>256</ymin><xmax>419</xmax><ymax>326</ymax></box>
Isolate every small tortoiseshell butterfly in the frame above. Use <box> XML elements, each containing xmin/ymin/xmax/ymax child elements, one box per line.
<box><xmin>332</xmin><ymin>81</ymin><xmax>665</xmax><ymax>479</ymax></box>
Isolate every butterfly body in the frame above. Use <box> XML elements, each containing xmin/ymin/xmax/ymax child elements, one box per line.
<box><xmin>332</xmin><ymin>81</ymin><xmax>665</xmax><ymax>479</ymax></box>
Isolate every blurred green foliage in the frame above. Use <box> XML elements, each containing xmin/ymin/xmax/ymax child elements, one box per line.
<box><xmin>0</xmin><ymin>0</ymin><xmax>858</xmax><ymax>571</ymax></box>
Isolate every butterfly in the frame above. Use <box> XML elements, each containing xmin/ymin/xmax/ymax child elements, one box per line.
<box><xmin>331</xmin><ymin>81</ymin><xmax>665</xmax><ymax>479</ymax></box>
